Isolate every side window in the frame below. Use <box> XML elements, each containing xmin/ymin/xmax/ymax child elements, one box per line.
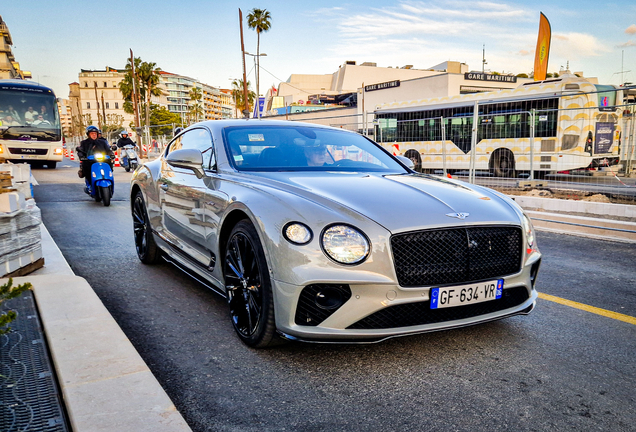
<box><xmin>178</xmin><ymin>128</ymin><xmax>215</xmax><ymax>170</ymax></box>
<box><xmin>167</xmin><ymin>136</ymin><xmax>182</xmax><ymax>154</ymax></box>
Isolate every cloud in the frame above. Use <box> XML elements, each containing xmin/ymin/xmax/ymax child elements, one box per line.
<box><xmin>617</xmin><ymin>40</ymin><xmax>636</xmax><ymax>48</ymax></box>
<box><xmin>550</xmin><ymin>32</ymin><xmax>609</xmax><ymax>59</ymax></box>
<box><xmin>626</xmin><ymin>24</ymin><xmax>636</xmax><ymax>35</ymax></box>
<box><xmin>518</xmin><ymin>50</ymin><xmax>531</xmax><ymax>56</ymax></box>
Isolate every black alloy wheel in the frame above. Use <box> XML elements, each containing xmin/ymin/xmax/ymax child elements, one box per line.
<box><xmin>224</xmin><ymin>220</ymin><xmax>279</xmax><ymax>348</ymax></box>
<box><xmin>132</xmin><ymin>191</ymin><xmax>160</xmax><ymax>264</ymax></box>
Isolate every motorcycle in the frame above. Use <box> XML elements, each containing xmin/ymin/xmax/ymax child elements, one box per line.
<box><xmin>121</xmin><ymin>144</ymin><xmax>139</xmax><ymax>172</ymax></box>
<box><xmin>82</xmin><ymin>152</ymin><xmax>114</xmax><ymax>207</ymax></box>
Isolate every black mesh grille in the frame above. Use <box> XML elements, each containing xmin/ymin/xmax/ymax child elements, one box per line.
<box><xmin>295</xmin><ymin>284</ymin><xmax>352</xmax><ymax>326</ymax></box>
<box><xmin>391</xmin><ymin>226</ymin><xmax>522</xmax><ymax>287</ymax></box>
<box><xmin>347</xmin><ymin>286</ymin><xmax>529</xmax><ymax>329</ymax></box>
<box><xmin>8</xmin><ymin>148</ymin><xmax>49</xmax><ymax>155</ymax></box>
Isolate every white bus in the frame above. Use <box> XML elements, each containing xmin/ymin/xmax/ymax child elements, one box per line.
<box><xmin>0</xmin><ymin>79</ymin><xmax>64</xmax><ymax>168</ymax></box>
<box><xmin>374</xmin><ymin>73</ymin><xmax>624</xmax><ymax>177</ymax></box>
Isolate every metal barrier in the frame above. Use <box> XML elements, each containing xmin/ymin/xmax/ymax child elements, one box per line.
<box><xmin>282</xmin><ymin>90</ymin><xmax>636</xmax><ymax>209</ymax></box>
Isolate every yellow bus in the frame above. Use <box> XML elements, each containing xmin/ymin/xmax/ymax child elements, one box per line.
<box><xmin>374</xmin><ymin>73</ymin><xmax>624</xmax><ymax>177</ymax></box>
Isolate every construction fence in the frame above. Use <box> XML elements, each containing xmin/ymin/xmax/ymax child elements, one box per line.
<box><xmin>285</xmin><ymin>101</ymin><xmax>636</xmax><ymax>210</ymax></box>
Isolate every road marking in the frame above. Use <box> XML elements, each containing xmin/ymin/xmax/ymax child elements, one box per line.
<box><xmin>539</xmin><ymin>292</ymin><xmax>636</xmax><ymax>325</ymax></box>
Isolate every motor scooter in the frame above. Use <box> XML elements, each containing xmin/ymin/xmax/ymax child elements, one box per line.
<box><xmin>121</xmin><ymin>144</ymin><xmax>139</xmax><ymax>172</ymax></box>
<box><xmin>82</xmin><ymin>152</ymin><xmax>114</xmax><ymax>207</ymax></box>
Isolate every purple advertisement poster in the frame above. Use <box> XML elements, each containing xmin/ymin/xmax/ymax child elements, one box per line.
<box><xmin>594</xmin><ymin>122</ymin><xmax>614</xmax><ymax>154</ymax></box>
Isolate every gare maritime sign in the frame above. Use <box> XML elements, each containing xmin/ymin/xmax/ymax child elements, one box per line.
<box><xmin>465</xmin><ymin>72</ymin><xmax>517</xmax><ymax>83</ymax></box>
<box><xmin>365</xmin><ymin>80</ymin><xmax>400</xmax><ymax>92</ymax></box>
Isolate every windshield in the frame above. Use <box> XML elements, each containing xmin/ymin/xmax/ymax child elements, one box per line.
<box><xmin>224</xmin><ymin>125</ymin><xmax>407</xmax><ymax>173</ymax></box>
<box><xmin>0</xmin><ymin>88</ymin><xmax>61</xmax><ymax>141</ymax></box>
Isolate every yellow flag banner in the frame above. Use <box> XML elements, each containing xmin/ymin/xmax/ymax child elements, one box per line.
<box><xmin>534</xmin><ymin>12</ymin><xmax>551</xmax><ymax>81</ymax></box>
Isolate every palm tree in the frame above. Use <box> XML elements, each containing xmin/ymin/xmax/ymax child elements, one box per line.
<box><xmin>119</xmin><ymin>56</ymin><xmax>143</xmax><ymax>116</ymax></box>
<box><xmin>188</xmin><ymin>86</ymin><xmax>203</xmax><ymax>124</ymax></box>
<box><xmin>137</xmin><ymin>61</ymin><xmax>163</xmax><ymax>129</ymax></box>
<box><xmin>231</xmin><ymin>79</ymin><xmax>255</xmax><ymax>118</ymax></box>
<box><xmin>247</xmin><ymin>8</ymin><xmax>272</xmax><ymax>117</ymax></box>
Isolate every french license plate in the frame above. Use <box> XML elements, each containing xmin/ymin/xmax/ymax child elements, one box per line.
<box><xmin>430</xmin><ymin>279</ymin><xmax>503</xmax><ymax>309</ymax></box>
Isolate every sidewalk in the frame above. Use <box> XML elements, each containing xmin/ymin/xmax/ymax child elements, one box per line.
<box><xmin>4</xmin><ymin>224</ymin><xmax>192</xmax><ymax>432</ymax></box>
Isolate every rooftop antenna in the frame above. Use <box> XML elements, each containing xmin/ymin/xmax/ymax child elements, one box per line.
<box><xmin>482</xmin><ymin>44</ymin><xmax>487</xmax><ymax>73</ymax></box>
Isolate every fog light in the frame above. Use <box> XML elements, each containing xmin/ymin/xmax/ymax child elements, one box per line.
<box><xmin>315</xmin><ymin>287</ymin><xmax>345</xmax><ymax>310</ymax></box>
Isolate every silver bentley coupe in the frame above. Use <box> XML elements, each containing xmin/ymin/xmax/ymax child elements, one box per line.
<box><xmin>130</xmin><ymin>120</ymin><xmax>541</xmax><ymax>348</ymax></box>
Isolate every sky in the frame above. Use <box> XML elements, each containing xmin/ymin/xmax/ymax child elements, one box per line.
<box><xmin>2</xmin><ymin>0</ymin><xmax>635</xmax><ymax>99</ymax></box>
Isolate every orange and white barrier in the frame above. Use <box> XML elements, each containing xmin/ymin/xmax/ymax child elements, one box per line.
<box><xmin>392</xmin><ymin>143</ymin><xmax>400</xmax><ymax>156</ymax></box>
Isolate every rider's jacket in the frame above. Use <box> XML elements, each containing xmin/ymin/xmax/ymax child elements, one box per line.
<box><xmin>116</xmin><ymin>137</ymin><xmax>135</xmax><ymax>148</ymax></box>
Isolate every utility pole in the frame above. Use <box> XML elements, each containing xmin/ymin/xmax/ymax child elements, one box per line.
<box><xmin>101</xmin><ymin>92</ymin><xmax>106</xmax><ymax>134</ymax></box>
<box><xmin>239</xmin><ymin>9</ymin><xmax>250</xmax><ymax>118</ymax></box>
<box><xmin>93</xmin><ymin>82</ymin><xmax>102</xmax><ymax>130</ymax></box>
<box><xmin>482</xmin><ymin>44</ymin><xmax>487</xmax><ymax>73</ymax></box>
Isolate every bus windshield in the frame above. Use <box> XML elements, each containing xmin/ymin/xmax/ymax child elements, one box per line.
<box><xmin>0</xmin><ymin>88</ymin><xmax>61</xmax><ymax>141</ymax></box>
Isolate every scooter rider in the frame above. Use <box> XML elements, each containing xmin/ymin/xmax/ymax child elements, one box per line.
<box><xmin>117</xmin><ymin>130</ymin><xmax>136</xmax><ymax>167</ymax></box>
<box><xmin>77</xmin><ymin>125</ymin><xmax>114</xmax><ymax>189</ymax></box>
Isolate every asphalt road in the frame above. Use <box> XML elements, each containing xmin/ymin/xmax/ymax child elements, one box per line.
<box><xmin>32</xmin><ymin>160</ymin><xmax>636</xmax><ymax>432</ymax></box>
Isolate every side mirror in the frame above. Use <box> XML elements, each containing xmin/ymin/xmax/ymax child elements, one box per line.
<box><xmin>166</xmin><ymin>148</ymin><xmax>206</xmax><ymax>179</ymax></box>
<box><xmin>395</xmin><ymin>155</ymin><xmax>415</xmax><ymax>170</ymax></box>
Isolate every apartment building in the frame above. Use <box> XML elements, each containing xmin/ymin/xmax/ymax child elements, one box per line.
<box><xmin>76</xmin><ymin>67</ymin><xmax>135</xmax><ymax>136</ymax></box>
<box><xmin>0</xmin><ymin>15</ymin><xmax>31</xmax><ymax>80</ymax></box>
<box><xmin>159</xmin><ymin>71</ymin><xmax>225</xmax><ymax>121</ymax></box>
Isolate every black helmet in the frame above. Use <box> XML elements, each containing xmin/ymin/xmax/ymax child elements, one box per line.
<box><xmin>86</xmin><ymin>125</ymin><xmax>99</xmax><ymax>136</ymax></box>
<box><xmin>173</xmin><ymin>127</ymin><xmax>183</xmax><ymax>136</ymax></box>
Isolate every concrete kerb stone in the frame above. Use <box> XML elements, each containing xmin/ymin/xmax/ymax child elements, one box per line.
<box><xmin>4</xmin><ymin>224</ymin><xmax>192</xmax><ymax>432</ymax></box>
<box><xmin>509</xmin><ymin>195</ymin><xmax>636</xmax><ymax>243</ymax></box>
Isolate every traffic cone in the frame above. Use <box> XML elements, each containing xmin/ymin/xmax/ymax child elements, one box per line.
<box><xmin>447</xmin><ymin>173</ymin><xmax>452</xmax><ymax>179</ymax></box>
<box><xmin>64</xmin><ymin>148</ymin><xmax>69</xmax><ymax>158</ymax></box>
<box><xmin>114</xmin><ymin>154</ymin><xmax>120</xmax><ymax>167</ymax></box>
<box><xmin>70</xmin><ymin>150</ymin><xmax>75</xmax><ymax>161</ymax></box>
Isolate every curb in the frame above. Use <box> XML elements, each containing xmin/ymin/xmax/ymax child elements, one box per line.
<box><xmin>16</xmin><ymin>224</ymin><xmax>192</xmax><ymax>432</ymax></box>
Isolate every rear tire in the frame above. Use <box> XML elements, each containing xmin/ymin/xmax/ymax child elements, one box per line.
<box><xmin>492</xmin><ymin>150</ymin><xmax>516</xmax><ymax>178</ymax></box>
<box><xmin>101</xmin><ymin>186</ymin><xmax>111</xmax><ymax>207</ymax></box>
<box><xmin>132</xmin><ymin>190</ymin><xmax>161</xmax><ymax>264</ymax></box>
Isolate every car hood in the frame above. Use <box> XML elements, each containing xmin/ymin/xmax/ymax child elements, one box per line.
<box><xmin>252</xmin><ymin>172</ymin><xmax>521</xmax><ymax>233</ymax></box>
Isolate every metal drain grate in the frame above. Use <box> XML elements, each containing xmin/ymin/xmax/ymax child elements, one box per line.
<box><xmin>1</xmin><ymin>290</ymin><xmax>70</xmax><ymax>432</ymax></box>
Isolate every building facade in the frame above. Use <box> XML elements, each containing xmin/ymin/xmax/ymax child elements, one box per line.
<box><xmin>159</xmin><ymin>71</ymin><xmax>226</xmax><ymax>123</ymax></box>
<box><xmin>76</xmin><ymin>67</ymin><xmax>136</xmax><ymax>140</ymax></box>
<box><xmin>0</xmin><ymin>15</ymin><xmax>31</xmax><ymax>80</ymax></box>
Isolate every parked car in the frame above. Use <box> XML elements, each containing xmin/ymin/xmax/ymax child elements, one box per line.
<box><xmin>130</xmin><ymin>119</ymin><xmax>541</xmax><ymax>348</ymax></box>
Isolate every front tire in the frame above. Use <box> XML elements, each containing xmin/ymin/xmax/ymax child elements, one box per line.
<box><xmin>224</xmin><ymin>220</ymin><xmax>279</xmax><ymax>348</ymax></box>
<box><xmin>132</xmin><ymin>190</ymin><xmax>161</xmax><ymax>264</ymax></box>
<box><xmin>101</xmin><ymin>186</ymin><xmax>111</xmax><ymax>207</ymax></box>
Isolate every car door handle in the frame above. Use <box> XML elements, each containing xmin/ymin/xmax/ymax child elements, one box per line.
<box><xmin>160</xmin><ymin>184</ymin><xmax>169</xmax><ymax>191</ymax></box>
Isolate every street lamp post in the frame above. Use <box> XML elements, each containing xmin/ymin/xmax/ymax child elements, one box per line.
<box><xmin>245</xmin><ymin>52</ymin><xmax>267</xmax><ymax>118</ymax></box>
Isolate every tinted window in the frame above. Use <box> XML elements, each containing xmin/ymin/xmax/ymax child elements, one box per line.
<box><xmin>169</xmin><ymin>128</ymin><xmax>215</xmax><ymax>170</ymax></box>
<box><xmin>223</xmin><ymin>125</ymin><xmax>406</xmax><ymax>173</ymax></box>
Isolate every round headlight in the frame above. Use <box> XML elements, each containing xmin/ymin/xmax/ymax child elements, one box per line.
<box><xmin>321</xmin><ymin>224</ymin><xmax>370</xmax><ymax>265</ymax></box>
<box><xmin>283</xmin><ymin>222</ymin><xmax>312</xmax><ymax>245</ymax></box>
